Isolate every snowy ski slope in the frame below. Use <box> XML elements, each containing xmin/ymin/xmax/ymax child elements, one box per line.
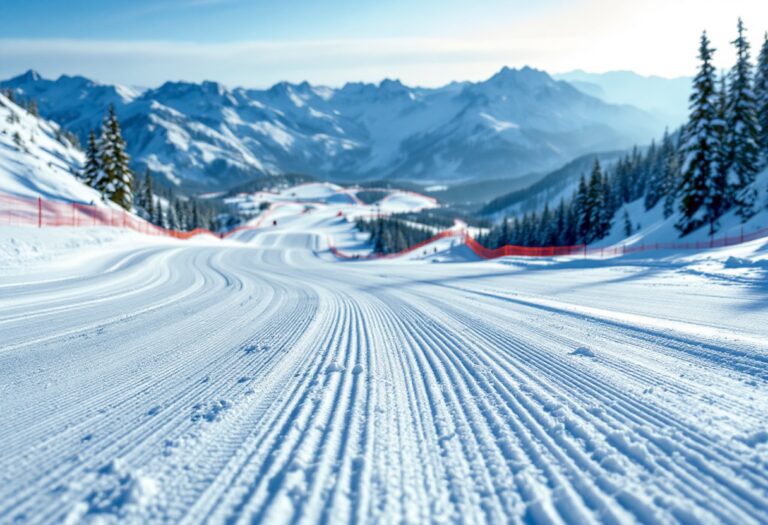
<box><xmin>1</xmin><ymin>205</ymin><xmax>767</xmax><ymax>524</ymax></box>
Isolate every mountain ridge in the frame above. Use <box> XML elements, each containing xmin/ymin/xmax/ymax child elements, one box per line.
<box><xmin>2</xmin><ymin>67</ymin><xmax>663</xmax><ymax>192</ymax></box>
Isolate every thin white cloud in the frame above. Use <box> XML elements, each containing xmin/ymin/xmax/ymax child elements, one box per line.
<box><xmin>0</xmin><ymin>35</ymin><xmax>687</xmax><ymax>88</ymax></box>
<box><xmin>1</xmin><ymin>0</ymin><xmax>765</xmax><ymax>88</ymax></box>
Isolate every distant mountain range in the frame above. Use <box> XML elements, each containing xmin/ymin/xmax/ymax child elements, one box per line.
<box><xmin>554</xmin><ymin>70</ymin><xmax>692</xmax><ymax>128</ymax></box>
<box><xmin>2</xmin><ymin>67</ymin><xmax>666</xmax><ymax>192</ymax></box>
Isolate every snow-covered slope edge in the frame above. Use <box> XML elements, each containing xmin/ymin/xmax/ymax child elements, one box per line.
<box><xmin>0</xmin><ymin>93</ymin><xmax>101</xmax><ymax>204</ymax></box>
<box><xmin>596</xmin><ymin>168</ymin><xmax>768</xmax><ymax>249</ymax></box>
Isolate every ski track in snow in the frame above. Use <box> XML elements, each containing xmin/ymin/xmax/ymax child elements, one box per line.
<box><xmin>1</xmin><ymin>224</ymin><xmax>767</xmax><ymax>524</ymax></box>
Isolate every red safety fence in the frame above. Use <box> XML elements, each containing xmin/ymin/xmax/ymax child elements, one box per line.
<box><xmin>0</xmin><ymin>193</ymin><xmax>218</xmax><ymax>240</ymax></box>
<box><xmin>332</xmin><ymin>224</ymin><xmax>768</xmax><ymax>261</ymax></box>
<box><xmin>465</xmin><ymin>225</ymin><xmax>768</xmax><ymax>260</ymax></box>
<box><xmin>4</xmin><ymin>192</ymin><xmax>768</xmax><ymax>257</ymax></box>
<box><xmin>464</xmin><ymin>235</ymin><xmax>586</xmax><ymax>258</ymax></box>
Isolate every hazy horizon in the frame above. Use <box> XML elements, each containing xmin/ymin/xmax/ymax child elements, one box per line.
<box><xmin>2</xmin><ymin>65</ymin><xmax>695</xmax><ymax>92</ymax></box>
<box><xmin>2</xmin><ymin>0</ymin><xmax>765</xmax><ymax>88</ymax></box>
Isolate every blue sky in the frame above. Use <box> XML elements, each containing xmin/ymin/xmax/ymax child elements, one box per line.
<box><xmin>1</xmin><ymin>0</ymin><xmax>766</xmax><ymax>88</ymax></box>
<box><xmin>3</xmin><ymin>0</ymin><xmax>563</xmax><ymax>41</ymax></box>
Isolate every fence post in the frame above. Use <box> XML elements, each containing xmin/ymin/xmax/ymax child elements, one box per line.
<box><xmin>38</xmin><ymin>196</ymin><xmax>42</xmax><ymax>228</ymax></box>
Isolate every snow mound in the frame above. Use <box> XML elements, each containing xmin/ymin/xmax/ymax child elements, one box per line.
<box><xmin>378</xmin><ymin>191</ymin><xmax>438</xmax><ymax>213</ymax></box>
<box><xmin>570</xmin><ymin>347</ymin><xmax>596</xmax><ymax>358</ymax></box>
<box><xmin>65</xmin><ymin>459</ymin><xmax>159</xmax><ymax>523</ymax></box>
<box><xmin>0</xmin><ymin>226</ymin><xmax>163</xmax><ymax>272</ymax></box>
<box><xmin>279</xmin><ymin>182</ymin><xmax>356</xmax><ymax>203</ymax></box>
<box><xmin>724</xmin><ymin>256</ymin><xmax>768</xmax><ymax>269</ymax></box>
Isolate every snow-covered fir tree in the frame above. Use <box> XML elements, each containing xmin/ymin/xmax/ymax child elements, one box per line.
<box><xmin>586</xmin><ymin>160</ymin><xmax>606</xmax><ymax>242</ymax></box>
<box><xmin>660</xmin><ymin>130</ymin><xmax>681</xmax><ymax>218</ymax></box>
<box><xmin>644</xmin><ymin>140</ymin><xmax>664</xmax><ymax>210</ymax></box>
<box><xmin>726</xmin><ymin>19</ymin><xmax>761</xmax><ymax>220</ymax></box>
<box><xmin>754</xmin><ymin>32</ymin><xmax>768</xmax><ymax>167</ymax></box>
<box><xmin>573</xmin><ymin>175</ymin><xmax>590</xmax><ymax>243</ymax></box>
<box><xmin>623</xmin><ymin>207</ymin><xmax>633</xmax><ymax>237</ymax></box>
<box><xmin>98</xmin><ymin>105</ymin><xmax>134</xmax><ymax>210</ymax></box>
<box><xmin>81</xmin><ymin>130</ymin><xmax>101</xmax><ymax>189</ymax></box>
<box><xmin>553</xmin><ymin>200</ymin><xmax>567</xmax><ymax>245</ymax></box>
<box><xmin>677</xmin><ymin>31</ymin><xmax>720</xmax><ymax>235</ymax></box>
<box><xmin>708</xmin><ymin>74</ymin><xmax>730</xmax><ymax>224</ymax></box>
<box><xmin>141</xmin><ymin>170</ymin><xmax>155</xmax><ymax>221</ymax></box>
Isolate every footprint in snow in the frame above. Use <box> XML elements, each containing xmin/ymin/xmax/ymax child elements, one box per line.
<box><xmin>67</xmin><ymin>458</ymin><xmax>159</xmax><ymax>522</ymax></box>
<box><xmin>742</xmin><ymin>430</ymin><xmax>768</xmax><ymax>448</ymax></box>
<box><xmin>191</xmin><ymin>400</ymin><xmax>231</xmax><ymax>423</ymax></box>
<box><xmin>570</xmin><ymin>347</ymin><xmax>596</xmax><ymax>358</ymax></box>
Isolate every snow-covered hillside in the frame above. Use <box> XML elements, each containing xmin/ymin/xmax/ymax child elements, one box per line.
<box><xmin>480</xmin><ymin>150</ymin><xmax>626</xmax><ymax>218</ymax></box>
<box><xmin>0</xmin><ymin>93</ymin><xmax>100</xmax><ymax>203</ymax></box>
<box><xmin>1</xmin><ymin>67</ymin><xmax>663</xmax><ymax>190</ymax></box>
<box><xmin>597</xmin><ymin>168</ymin><xmax>768</xmax><ymax>248</ymax></box>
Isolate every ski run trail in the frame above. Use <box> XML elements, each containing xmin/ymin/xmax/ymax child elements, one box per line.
<box><xmin>1</xmin><ymin>207</ymin><xmax>768</xmax><ymax>525</ymax></box>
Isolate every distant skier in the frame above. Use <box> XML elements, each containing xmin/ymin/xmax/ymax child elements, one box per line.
<box><xmin>272</xmin><ymin>220</ymin><xmax>277</xmax><ymax>226</ymax></box>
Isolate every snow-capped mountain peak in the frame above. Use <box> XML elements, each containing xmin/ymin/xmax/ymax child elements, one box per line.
<box><xmin>1</xmin><ymin>67</ymin><xmax>664</xmax><ymax>191</ymax></box>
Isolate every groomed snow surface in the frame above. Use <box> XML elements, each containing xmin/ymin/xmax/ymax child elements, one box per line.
<box><xmin>1</xmin><ymin>202</ymin><xmax>768</xmax><ymax>524</ymax></box>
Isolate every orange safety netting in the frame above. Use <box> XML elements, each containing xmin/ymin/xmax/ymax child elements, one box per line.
<box><xmin>0</xmin><ymin>193</ymin><xmax>218</xmax><ymax>239</ymax></box>
<box><xmin>3</xmin><ymin>192</ymin><xmax>767</xmax><ymax>257</ymax></box>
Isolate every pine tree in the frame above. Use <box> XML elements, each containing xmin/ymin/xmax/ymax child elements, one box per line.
<box><xmin>192</xmin><ymin>201</ymin><xmax>201</xmax><ymax>229</ymax></box>
<box><xmin>662</xmin><ymin>130</ymin><xmax>681</xmax><ymax>218</ymax></box>
<box><xmin>623</xmin><ymin>208</ymin><xmax>633</xmax><ymax>237</ymax></box>
<box><xmin>81</xmin><ymin>130</ymin><xmax>101</xmax><ymax>188</ymax></box>
<box><xmin>726</xmin><ymin>19</ymin><xmax>761</xmax><ymax>220</ymax></box>
<box><xmin>539</xmin><ymin>204</ymin><xmax>553</xmax><ymax>246</ymax></box>
<box><xmin>565</xmin><ymin>201</ymin><xmax>579</xmax><ymax>245</ymax></box>
<box><xmin>708</xmin><ymin>74</ymin><xmax>730</xmax><ymax>223</ymax></box>
<box><xmin>644</xmin><ymin>140</ymin><xmax>660</xmax><ymax>209</ymax></box>
<box><xmin>756</xmin><ymin>32</ymin><xmax>768</xmax><ymax>165</ymax></box>
<box><xmin>173</xmin><ymin>198</ymin><xmax>185</xmax><ymax>230</ymax></box>
<box><xmin>553</xmin><ymin>199</ymin><xmax>567</xmax><ymax>245</ymax></box>
<box><xmin>98</xmin><ymin>105</ymin><xmax>134</xmax><ymax>210</ymax></box>
<box><xmin>499</xmin><ymin>218</ymin><xmax>510</xmax><ymax>246</ymax></box>
<box><xmin>586</xmin><ymin>159</ymin><xmax>606</xmax><ymax>242</ymax></box>
<box><xmin>157</xmin><ymin>201</ymin><xmax>168</xmax><ymax>229</ymax></box>
<box><xmin>677</xmin><ymin>32</ymin><xmax>720</xmax><ymax>235</ymax></box>
<box><xmin>601</xmin><ymin>169</ymin><xmax>615</xmax><ymax>235</ymax></box>
<box><xmin>616</xmin><ymin>157</ymin><xmax>632</xmax><ymax>204</ymax></box>
<box><xmin>574</xmin><ymin>175</ymin><xmax>590</xmax><ymax>243</ymax></box>
<box><xmin>142</xmin><ymin>170</ymin><xmax>155</xmax><ymax>221</ymax></box>
<box><xmin>170</xmin><ymin>201</ymin><xmax>182</xmax><ymax>230</ymax></box>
